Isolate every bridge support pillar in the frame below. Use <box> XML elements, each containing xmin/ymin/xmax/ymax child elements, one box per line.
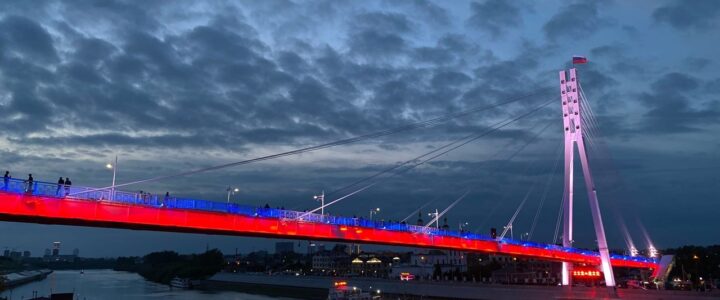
<box><xmin>559</xmin><ymin>69</ymin><xmax>617</xmax><ymax>295</ymax></box>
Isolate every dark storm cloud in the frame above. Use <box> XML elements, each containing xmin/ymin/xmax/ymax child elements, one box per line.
<box><xmin>0</xmin><ymin>15</ymin><xmax>58</xmax><ymax>63</ymax></box>
<box><xmin>410</xmin><ymin>34</ymin><xmax>490</xmax><ymax>67</ymax></box>
<box><xmin>473</xmin><ymin>56</ymin><xmax>539</xmax><ymax>89</ymax></box>
<box><xmin>348</xmin><ymin>30</ymin><xmax>408</xmax><ymax>58</ymax></box>
<box><xmin>578</xmin><ymin>67</ymin><xmax>617</xmax><ymax>92</ymax></box>
<box><xmin>466</xmin><ymin>0</ymin><xmax>522</xmax><ymax>37</ymax></box>
<box><xmin>412</xmin><ymin>47</ymin><xmax>455</xmax><ymax>65</ymax></box>
<box><xmin>590</xmin><ymin>45</ymin><xmax>622</xmax><ymax>58</ymax></box>
<box><xmin>61</xmin><ymin>0</ymin><xmax>162</xmax><ymax>32</ymax></box>
<box><xmin>352</xmin><ymin>12</ymin><xmax>413</xmax><ymax>34</ymax></box>
<box><xmin>638</xmin><ymin>72</ymin><xmax>720</xmax><ymax>134</ymax></box>
<box><xmin>431</xmin><ymin>71</ymin><xmax>472</xmax><ymax>88</ymax></box>
<box><xmin>385</xmin><ymin>0</ymin><xmax>450</xmax><ymax>25</ymax></box>
<box><xmin>587</xmin><ymin>44</ymin><xmax>650</xmax><ymax>80</ymax></box>
<box><xmin>684</xmin><ymin>57</ymin><xmax>713</xmax><ymax>72</ymax></box>
<box><xmin>543</xmin><ymin>1</ymin><xmax>605</xmax><ymax>41</ymax></box>
<box><xmin>653</xmin><ymin>0</ymin><xmax>720</xmax><ymax>30</ymax></box>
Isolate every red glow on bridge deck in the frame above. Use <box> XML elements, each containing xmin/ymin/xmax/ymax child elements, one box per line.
<box><xmin>0</xmin><ymin>192</ymin><xmax>658</xmax><ymax>271</ymax></box>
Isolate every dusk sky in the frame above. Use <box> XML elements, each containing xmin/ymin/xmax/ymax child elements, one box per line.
<box><xmin>0</xmin><ymin>0</ymin><xmax>718</xmax><ymax>257</ymax></box>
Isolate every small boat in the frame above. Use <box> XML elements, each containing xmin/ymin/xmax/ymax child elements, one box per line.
<box><xmin>327</xmin><ymin>281</ymin><xmax>378</xmax><ymax>300</ymax></box>
<box><xmin>170</xmin><ymin>277</ymin><xmax>191</xmax><ymax>289</ymax></box>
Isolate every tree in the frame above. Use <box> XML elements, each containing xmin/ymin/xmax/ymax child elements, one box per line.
<box><xmin>433</xmin><ymin>263</ymin><xmax>442</xmax><ymax>280</ymax></box>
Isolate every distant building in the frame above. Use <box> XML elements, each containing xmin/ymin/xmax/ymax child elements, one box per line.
<box><xmin>2</xmin><ymin>249</ymin><xmax>9</xmax><ymax>257</ymax></box>
<box><xmin>311</xmin><ymin>247</ymin><xmax>350</xmax><ymax>276</ymax></box>
<box><xmin>351</xmin><ymin>255</ymin><xmax>390</xmax><ymax>277</ymax></box>
<box><xmin>43</xmin><ymin>242</ymin><xmax>78</xmax><ymax>263</ymax></box>
<box><xmin>275</xmin><ymin>242</ymin><xmax>294</xmax><ymax>254</ymax></box>
<box><xmin>390</xmin><ymin>250</ymin><xmax>467</xmax><ymax>279</ymax></box>
<box><xmin>411</xmin><ymin>250</ymin><xmax>467</xmax><ymax>271</ymax></box>
<box><xmin>23</xmin><ymin>251</ymin><xmax>31</xmax><ymax>258</ymax></box>
<box><xmin>52</xmin><ymin>242</ymin><xmax>61</xmax><ymax>256</ymax></box>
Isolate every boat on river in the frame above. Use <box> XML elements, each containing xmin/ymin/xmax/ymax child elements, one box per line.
<box><xmin>170</xmin><ymin>277</ymin><xmax>192</xmax><ymax>289</ymax></box>
<box><xmin>327</xmin><ymin>280</ymin><xmax>379</xmax><ymax>300</ymax></box>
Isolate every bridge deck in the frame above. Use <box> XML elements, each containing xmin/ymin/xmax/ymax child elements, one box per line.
<box><xmin>0</xmin><ymin>185</ymin><xmax>657</xmax><ymax>271</ymax></box>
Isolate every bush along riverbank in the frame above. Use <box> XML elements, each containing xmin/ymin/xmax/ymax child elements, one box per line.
<box><xmin>114</xmin><ymin>249</ymin><xmax>224</xmax><ymax>284</ymax></box>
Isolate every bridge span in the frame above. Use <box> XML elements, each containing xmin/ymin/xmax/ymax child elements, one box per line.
<box><xmin>0</xmin><ymin>178</ymin><xmax>657</xmax><ymax>273</ymax></box>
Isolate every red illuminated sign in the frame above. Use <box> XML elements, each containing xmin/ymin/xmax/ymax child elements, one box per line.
<box><xmin>573</xmin><ymin>269</ymin><xmax>601</xmax><ymax>278</ymax></box>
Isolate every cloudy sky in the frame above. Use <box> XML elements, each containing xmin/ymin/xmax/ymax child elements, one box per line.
<box><xmin>0</xmin><ymin>0</ymin><xmax>718</xmax><ymax>257</ymax></box>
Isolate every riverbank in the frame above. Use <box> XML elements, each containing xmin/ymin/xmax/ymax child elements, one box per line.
<box><xmin>0</xmin><ymin>270</ymin><xmax>52</xmax><ymax>290</ymax></box>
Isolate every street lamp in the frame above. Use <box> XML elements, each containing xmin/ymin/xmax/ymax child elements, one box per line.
<box><xmin>369</xmin><ymin>207</ymin><xmax>380</xmax><ymax>220</ymax></box>
<box><xmin>521</xmin><ymin>232</ymin><xmax>529</xmax><ymax>241</ymax></box>
<box><xmin>226</xmin><ymin>187</ymin><xmax>239</xmax><ymax>203</ymax></box>
<box><xmin>459</xmin><ymin>222</ymin><xmax>469</xmax><ymax>231</ymax></box>
<box><xmin>313</xmin><ymin>191</ymin><xmax>325</xmax><ymax>215</ymax></box>
<box><xmin>106</xmin><ymin>156</ymin><xmax>117</xmax><ymax>200</ymax></box>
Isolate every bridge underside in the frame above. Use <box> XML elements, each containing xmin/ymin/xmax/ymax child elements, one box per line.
<box><xmin>0</xmin><ymin>192</ymin><xmax>656</xmax><ymax>271</ymax></box>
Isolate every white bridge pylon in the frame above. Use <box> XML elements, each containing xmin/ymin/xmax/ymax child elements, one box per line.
<box><xmin>559</xmin><ymin>69</ymin><xmax>616</xmax><ymax>289</ymax></box>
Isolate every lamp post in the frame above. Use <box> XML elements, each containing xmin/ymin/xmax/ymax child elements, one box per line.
<box><xmin>106</xmin><ymin>156</ymin><xmax>117</xmax><ymax>200</ymax></box>
<box><xmin>459</xmin><ymin>222</ymin><xmax>469</xmax><ymax>231</ymax></box>
<box><xmin>226</xmin><ymin>187</ymin><xmax>240</xmax><ymax>203</ymax></box>
<box><xmin>369</xmin><ymin>207</ymin><xmax>380</xmax><ymax>220</ymax></box>
<box><xmin>313</xmin><ymin>191</ymin><xmax>325</xmax><ymax>215</ymax></box>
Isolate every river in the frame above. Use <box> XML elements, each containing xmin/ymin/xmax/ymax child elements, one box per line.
<box><xmin>0</xmin><ymin>269</ymin><xmax>303</xmax><ymax>300</ymax></box>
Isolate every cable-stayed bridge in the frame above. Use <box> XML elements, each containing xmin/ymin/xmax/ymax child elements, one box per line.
<box><xmin>0</xmin><ymin>68</ymin><xmax>668</xmax><ymax>295</ymax></box>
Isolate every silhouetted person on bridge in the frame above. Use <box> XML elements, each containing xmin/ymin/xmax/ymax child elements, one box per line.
<box><xmin>56</xmin><ymin>177</ymin><xmax>65</xmax><ymax>196</ymax></box>
<box><xmin>163</xmin><ymin>192</ymin><xmax>170</xmax><ymax>207</ymax></box>
<box><xmin>64</xmin><ymin>177</ymin><xmax>72</xmax><ymax>196</ymax></box>
<box><xmin>25</xmin><ymin>174</ymin><xmax>34</xmax><ymax>193</ymax></box>
<box><xmin>3</xmin><ymin>171</ymin><xmax>10</xmax><ymax>191</ymax></box>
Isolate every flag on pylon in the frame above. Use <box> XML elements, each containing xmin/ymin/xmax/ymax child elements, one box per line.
<box><xmin>572</xmin><ymin>56</ymin><xmax>588</xmax><ymax>64</ymax></box>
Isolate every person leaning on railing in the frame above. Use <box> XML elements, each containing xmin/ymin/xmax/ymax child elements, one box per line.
<box><xmin>56</xmin><ymin>177</ymin><xmax>65</xmax><ymax>196</ymax></box>
<box><xmin>3</xmin><ymin>171</ymin><xmax>9</xmax><ymax>191</ymax></box>
<box><xmin>64</xmin><ymin>177</ymin><xmax>71</xmax><ymax>196</ymax></box>
<box><xmin>25</xmin><ymin>174</ymin><xmax>34</xmax><ymax>193</ymax></box>
<box><xmin>162</xmin><ymin>192</ymin><xmax>170</xmax><ymax>207</ymax></box>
